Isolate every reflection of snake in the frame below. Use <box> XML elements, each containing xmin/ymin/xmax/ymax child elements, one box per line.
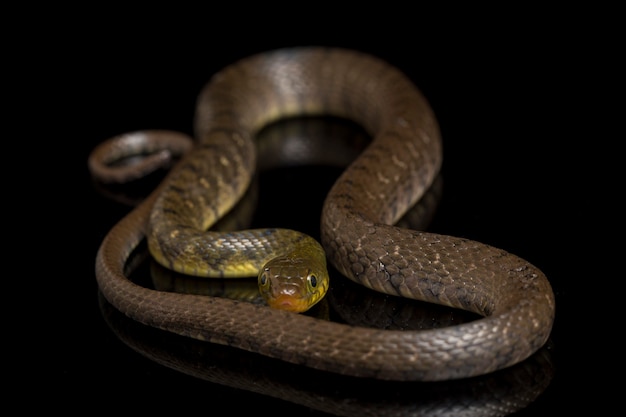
<box><xmin>94</xmin><ymin>47</ymin><xmax>555</xmax><ymax>381</ymax></box>
<box><xmin>99</xmin><ymin>291</ymin><xmax>555</xmax><ymax>416</ymax></box>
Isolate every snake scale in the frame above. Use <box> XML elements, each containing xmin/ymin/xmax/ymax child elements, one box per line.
<box><xmin>94</xmin><ymin>47</ymin><xmax>555</xmax><ymax>381</ymax></box>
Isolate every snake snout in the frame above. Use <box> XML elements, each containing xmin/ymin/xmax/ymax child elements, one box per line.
<box><xmin>267</xmin><ymin>292</ymin><xmax>310</xmax><ymax>313</ymax></box>
<box><xmin>259</xmin><ymin>266</ymin><xmax>312</xmax><ymax>313</ymax></box>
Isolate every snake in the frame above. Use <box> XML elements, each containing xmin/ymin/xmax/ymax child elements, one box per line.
<box><xmin>93</xmin><ymin>47</ymin><xmax>555</xmax><ymax>381</ymax></box>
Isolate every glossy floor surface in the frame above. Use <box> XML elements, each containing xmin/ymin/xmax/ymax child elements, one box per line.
<box><xmin>38</xmin><ymin>21</ymin><xmax>603</xmax><ymax>415</ymax></box>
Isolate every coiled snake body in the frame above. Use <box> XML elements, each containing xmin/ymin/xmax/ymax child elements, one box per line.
<box><xmin>94</xmin><ymin>47</ymin><xmax>555</xmax><ymax>381</ymax></box>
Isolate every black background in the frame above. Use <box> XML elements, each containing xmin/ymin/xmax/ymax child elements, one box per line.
<box><xmin>24</xmin><ymin>10</ymin><xmax>609</xmax><ymax>415</ymax></box>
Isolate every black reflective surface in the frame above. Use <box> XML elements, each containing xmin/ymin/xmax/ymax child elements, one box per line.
<box><xmin>43</xmin><ymin>23</ymin><xmax>600</xmax><ymax>415</ymax></box>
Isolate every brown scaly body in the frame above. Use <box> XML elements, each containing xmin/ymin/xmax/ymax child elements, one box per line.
<box><xmin>94</xmin><ymin>47</ymin><xmax>554</xmax><ymax>381</ymax></box>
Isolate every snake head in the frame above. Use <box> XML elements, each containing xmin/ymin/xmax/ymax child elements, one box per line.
<box><xmin>258</xmin><ymin>254</ymin><xmax>329</xmax><ymax>313</ymax></box>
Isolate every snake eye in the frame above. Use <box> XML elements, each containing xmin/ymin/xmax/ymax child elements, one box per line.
<box><xmin>308</xmin><ymin>274</ymin><xmax>317</xmax><ymax>288</ymax></box>
<box><xmin>259</xmin><ymin>272</ymin><xmax>268</xmax><ymax>286</ymax></box>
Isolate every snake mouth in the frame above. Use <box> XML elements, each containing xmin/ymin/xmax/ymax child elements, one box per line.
<box><xmin>266</xmin><ymin>294</ymin><xmax>309</xmax><ymax>313</ymax></box>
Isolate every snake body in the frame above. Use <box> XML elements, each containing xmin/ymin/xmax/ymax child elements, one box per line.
<box><xmin>94</xmin><ymin>47</ymin><xmax>555</xmax><ymax>381</ymax></box>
